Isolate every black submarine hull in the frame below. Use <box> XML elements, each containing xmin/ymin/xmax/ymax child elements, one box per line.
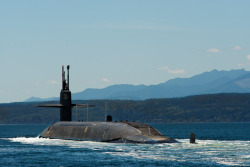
<box><xmin>39</xmin><ymin>121</ymin><xmax>177</xmax><ymax>143</ymax></box>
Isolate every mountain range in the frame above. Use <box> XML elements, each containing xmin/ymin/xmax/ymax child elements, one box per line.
<box><xmin>25</xmin><ymin>69</ymin><xmax>250</xmax><ymax>102</ymax></box>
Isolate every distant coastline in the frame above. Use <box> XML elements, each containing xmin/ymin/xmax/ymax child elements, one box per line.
<box><xmin>1</xmin><ymin>93</ymin><xmax>250</xmax><ymax>124</ymax></box>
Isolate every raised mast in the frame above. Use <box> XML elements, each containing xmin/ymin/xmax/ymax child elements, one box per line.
<box><xmin>62</xmin><ymin>66</ymin><xmax>65</xmax><ymax>90</ymax></box>
<box><xmin>67</xmin><ymin>65</ymin><xmax>70</xmax><ymax>90</ymax></box>
<box><xmin>62</xmin><ymin>65</ymin><xmax>70</xmax><ymax>90</ymax></box>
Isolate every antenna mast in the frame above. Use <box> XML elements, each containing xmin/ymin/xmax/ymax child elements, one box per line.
<box><xmin>67</xmin><ymin>65</ymin><xmax>70</xmax><ymax>90</ymax></box>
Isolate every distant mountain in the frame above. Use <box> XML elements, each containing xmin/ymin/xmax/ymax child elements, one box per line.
<box><xmin>73</xmin><ymin>84</ymin><xmax>147</xmax><ymax>100</ymax></box>
<box><xmin>24</xmin><ymin>96</ymin><xmax>58</xmax><ymax>102</ymax></box>
<box><xmin>25</xmin><ymin>69</ymin><xmax>250</xmax><ymax>102</ymax></box>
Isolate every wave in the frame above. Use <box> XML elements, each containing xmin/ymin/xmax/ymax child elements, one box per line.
<box><xmin>3</xmin><ymin>137</ymin><xmax>250</xmax><ymax>166</ymax></box>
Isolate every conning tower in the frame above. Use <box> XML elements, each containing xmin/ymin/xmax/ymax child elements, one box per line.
<box><xmin>60</xmin><ymin>65</ymin><xmax>72</xmax><ymax>121</ymax></box>
<box><xmin>37</xmin><ymin>65</ymin><xmax>94</xmax><ymax>121</ymax></box>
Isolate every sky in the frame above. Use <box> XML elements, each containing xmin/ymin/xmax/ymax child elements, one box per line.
<box><xmin>1</xmin><ymin>0</ymin><xmax>250</xmax><ymax>103</ymax></box>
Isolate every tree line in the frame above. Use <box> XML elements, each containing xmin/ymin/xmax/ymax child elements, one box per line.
<box><xmin>0</xmin><ymin>93</ymin><xmax>250</xmax><ymax>124</ymax></box>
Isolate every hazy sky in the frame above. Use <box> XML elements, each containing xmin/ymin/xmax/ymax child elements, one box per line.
<box><xmin>1</xmin><ymin>0</ymin><xmax>250</xmax><ymax>103</ymax></box>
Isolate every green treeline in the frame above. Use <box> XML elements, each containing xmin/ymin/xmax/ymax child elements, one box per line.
<box><xmin>0</xmin><ymin>93</ymin><xmax>250</xmax><ymax>124</ymax></box>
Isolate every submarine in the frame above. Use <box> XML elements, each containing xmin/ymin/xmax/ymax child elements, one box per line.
<box><xmin>38</xmin><ymin>65</ymin><xmax>177</xmax><ymax>143</ymax></box>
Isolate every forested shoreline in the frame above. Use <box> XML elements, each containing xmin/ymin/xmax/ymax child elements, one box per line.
<box><xmin>0</xmin><ymin>93</ymin><xmax>250</xmax><ymax>124</ymax></box>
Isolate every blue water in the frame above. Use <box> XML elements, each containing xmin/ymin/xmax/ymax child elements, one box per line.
<box><xmin>0</xmin><ymin>123</ymin><xmax>250</xmax><ymax>166</ymax></box>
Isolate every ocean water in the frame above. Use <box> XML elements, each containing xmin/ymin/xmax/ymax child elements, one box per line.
<box><xmin>0</xmin><ymin>123</ymin><xmax>249</xmax><ymax>167</ymax></box>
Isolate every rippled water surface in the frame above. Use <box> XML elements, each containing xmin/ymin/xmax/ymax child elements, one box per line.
<box><xmin>0</xmin><ymin>123</ymin><xmax>249</xmax><ymax>166</ymax></box>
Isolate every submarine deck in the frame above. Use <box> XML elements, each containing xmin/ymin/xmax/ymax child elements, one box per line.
<box><xmin>40</xmin><ymin>121</ymin><xmax>177</xmax><ymax>143</ymax></box>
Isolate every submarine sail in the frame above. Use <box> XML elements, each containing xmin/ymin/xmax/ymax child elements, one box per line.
<box><xmin>38</xmin><ymin>65</ymin><xmax>177</xmax><ymax>143</ymax></box>
<box><xmin>37</xmin><ymin>65</ymin><xmax>95</xmax><ymax>121</ymax></box>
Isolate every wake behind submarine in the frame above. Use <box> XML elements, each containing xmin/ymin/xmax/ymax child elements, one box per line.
<box><xmin>37</xmin><ymin>65</ymin><xmax>177</xmax><ymax>143</ymax></box>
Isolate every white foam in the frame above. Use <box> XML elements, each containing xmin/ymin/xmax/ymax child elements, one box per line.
<box><xmin>5</xmin><ymin>137</ymin><xmax>250</xmax><ymax>166</ymax></box>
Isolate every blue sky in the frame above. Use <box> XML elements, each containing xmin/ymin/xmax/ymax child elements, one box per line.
<box><xmin>1</xmin><ymin>0</ymin><xmax>250</xmax><ymax>103</ymax></box>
